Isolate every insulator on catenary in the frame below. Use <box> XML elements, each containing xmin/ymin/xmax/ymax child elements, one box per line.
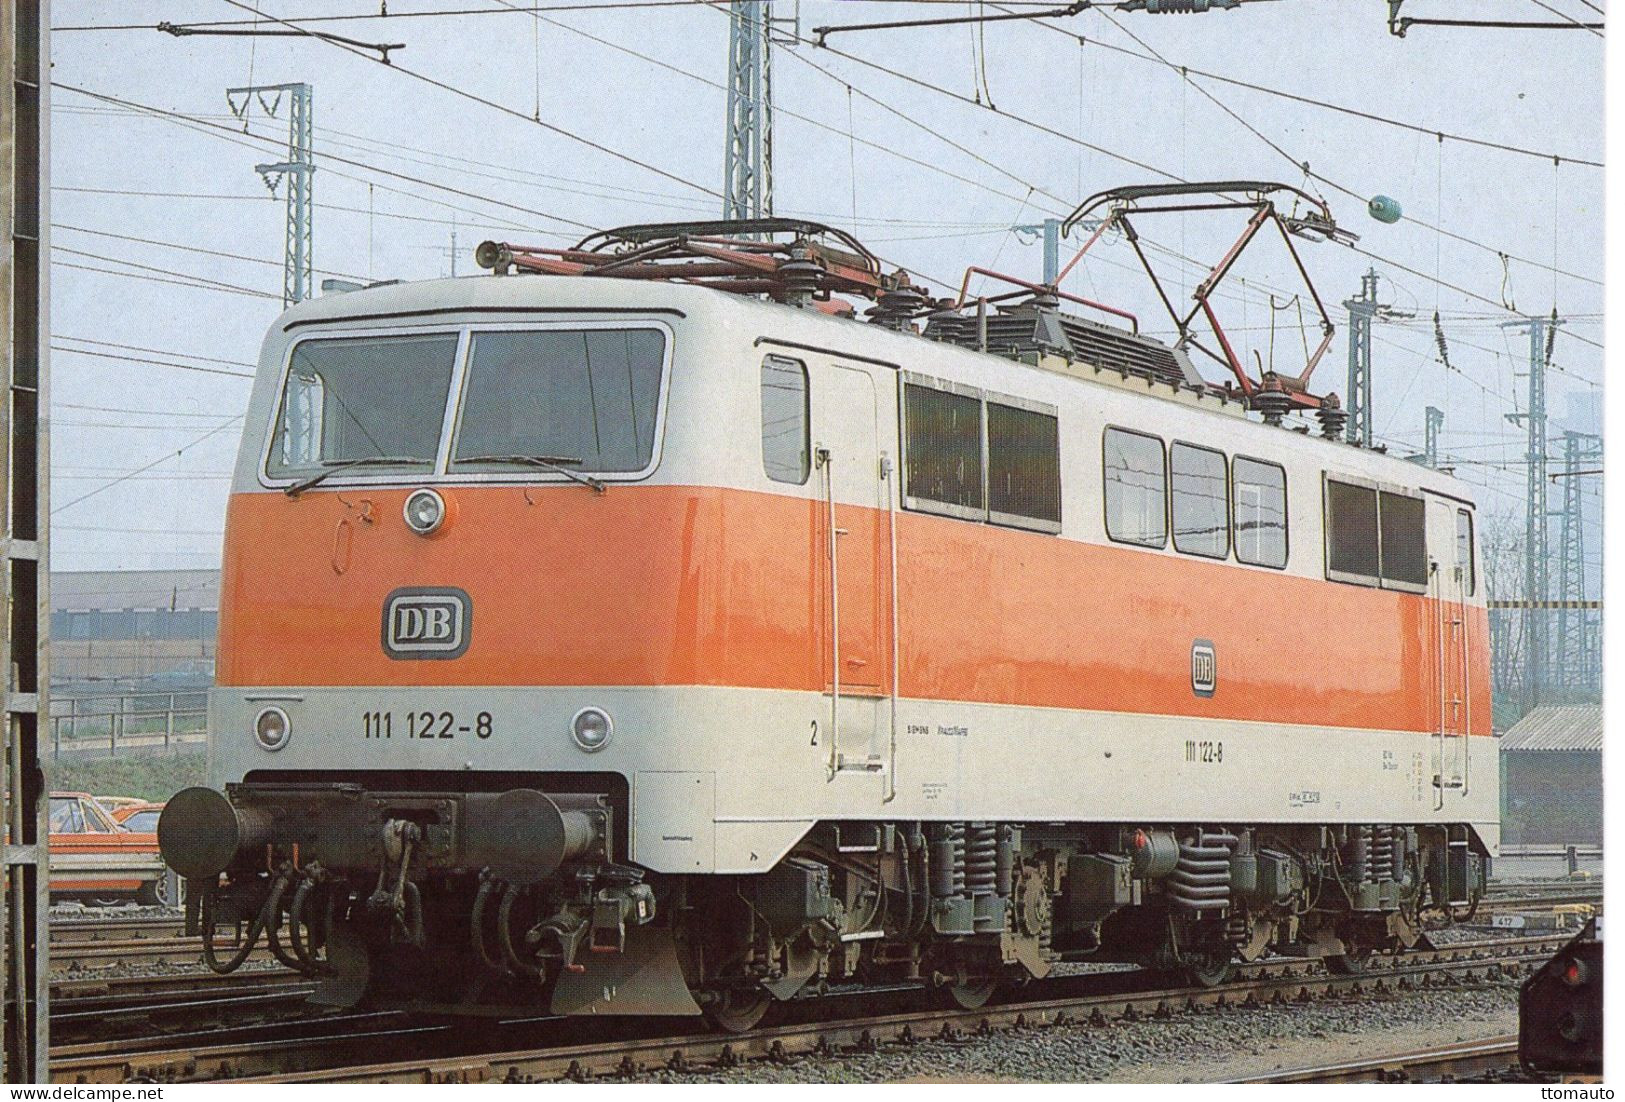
<box><xmin>1134</xmin><ymin>0</ymin><xmax>1239</xmax><ymax>12</ymax></box>
<box><xmin>1368</xmin><ymin>195</ymin><xmax>1404</xmax><ymax>224</ymax></box>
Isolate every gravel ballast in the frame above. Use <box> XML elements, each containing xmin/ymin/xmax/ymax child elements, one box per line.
<box><xmin>637</xmin><ymin>982</ymin><xmax>1520</xmax><ymax>1084</ymax></box>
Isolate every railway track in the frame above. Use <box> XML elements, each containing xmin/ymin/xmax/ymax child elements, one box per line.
<box><xmin>51</xmin><ymin>965</ymin><xmax>297</xmax><ymax>1003</ymax></box>
<box><xmin>49</xmin><ymin>934</ymin><xmax>1565</xmax><ymax>1084</ymax></box>
<box><xmin>51</xmin><ymin>934</ymin><xmax>270</xmax><ymax>971</ymax></box>
<box><xmin>1236</xmin><ymin>1035</ymin><xmax>1524</xmax><ymax>1083</ymax></box>
<box><xmin>52</xmin><ymin>915</ymin><xmax>189</xmax><ymax>943</ymax></box>
<box><xmin>51</xmin><ymin>973</ymin><xmax>319</xmax><ymax>1046</ymax></box>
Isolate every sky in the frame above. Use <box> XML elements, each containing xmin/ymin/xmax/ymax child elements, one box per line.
<box><xmin>44</xmin><ymin>0</ymin><xmax>1607</xmax><ymax>574</ymax></box>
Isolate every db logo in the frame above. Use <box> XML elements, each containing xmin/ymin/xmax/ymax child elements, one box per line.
<box><xmin>382</xmin><ymin>588</ymin><xmax>471</xmax><ymax>660</ymax></box>
<box><xmin>1191</xmin><ymin>639</ymin><xmax>1217</xmax><ymax>698</ymax></box>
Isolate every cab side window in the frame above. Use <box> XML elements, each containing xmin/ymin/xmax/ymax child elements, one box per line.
<box><xmin>760</xmin><ymin>355</ymin><xmax>809</xmax><ymax>485</ymax></box>
<box><xmin>1324</xmin><ymin>478</ymin><xmax>1426</xmax><ymax>590</ymax></box>
<box><xmin>1378</xmin><ymin>491</ymin><xmax>1427</xmax><ymax>589</ymax></box>
<box><xmin>1103</xmin><ymin>427</ymin><xmax>1167</xmax><ymax>548</ymax></box>
<box><xmin>1170</xmin><ymin>442</ymin><xmax>1228</xmax><ymax>559</ymax></box>
<box><xmin>903</xmin><ymin>379</ymin><xmax>985</xmax><ymax>518</ymax></box>
<box><xmin>987</xmin><ymin>400</ymin><xmax>1061</xmax><ymax>531</ymax></box>
<box><xmin>1233</xmin><ymin>457</ymin><xmax>1288</xmax><ymax>568</ymax></box>
<box><xmin>1325</xmin><ymin>479</ymin><xmax>1379</xmax><ymax>584</ymax></box>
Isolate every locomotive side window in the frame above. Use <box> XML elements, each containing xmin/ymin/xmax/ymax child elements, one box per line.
<box><xmin>1233</xmin><ymin>457</ymin><xmax>1287</xmax><ymax>568</ymax></box>
<box><xmin>903</xmin><ymin>381</ymin><xmax>984</xmax><ymax>518</ymax></box>
<box><xmin>1103</xmin><ymin>427</ymin><xmax>1167</xmax><ymax>548</ymax></box>
<box><xmin>453</xmin><ymin>329</ymin><xmax>665</xmax><ymax>473</ymax></box>
<box><xmin>268</xmin><ymin>333</ymin><xmax>458</xmax><ymax>478</ymax></box>
<box><xmin>1170</xmin><ymin>442</ymin><xmax>1228</xmax><ymax>559</ymax></box>
<box><xmin>987</xmin><ymin>401</ymin><xmax>1061</xmax><ymax>531</ymax></box>
<box><xmin>1456</xmin><ymin>509</ymin><xmax>1476</xmax><ymax>595</ymax></box>
<box><xmin>1378</xmin><ymin>491</ymin><xmax>1428</xmax><ymax>590</ymax></box>
<box><xmin>1325</xmin><ymin>479</ymin><xmax>1380</xmax><ymax>584</ymax></box>
<box><xmin>760</xmin><ymin>356</ymin><xmax>809</xmax><ymax>485</ymax></box>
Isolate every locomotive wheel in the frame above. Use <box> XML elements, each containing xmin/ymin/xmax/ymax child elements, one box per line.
<box><xmin>946</xmin><ymin>978</ymin><xmax>999</xmax><ymax>1010</ymax></box>
<box><xmin>1180</xmin><ymin>955</ymin><xmax>1235</xmax><ymax>988</ymax></box>
<box><xmin>1325</xmin><ymin>948</ymin><xmax>1375</xmax><ymax>976</ymax></box>
<box><xmin>701</xmin><ymin>987</ymin><xmax>772</xmax><ymax>1034</ymax></box>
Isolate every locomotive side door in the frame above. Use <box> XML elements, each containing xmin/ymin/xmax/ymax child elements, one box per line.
<box><xmin>809</xmin><ymin>358</ymin><xmax>892</xmax><ymax>782</ymax></box>
<box><xmin>1425</xmin><ymin>493</ymin><xmax>1471</xmax><ymax>803</ymax></box>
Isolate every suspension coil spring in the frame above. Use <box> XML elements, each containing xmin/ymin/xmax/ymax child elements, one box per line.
<box><xmin>1168</xmin><ymin>830</ymin><xmax>1238</xmax><ymax>912</ymax></box>
<box><xmin>1368</xmin><ymin>826</ymin><xmax>1397</xmax><ymax>884</ymax></box>
<box><xmin>964</xmin><ymin>824</ymin><xmax>997</xmax><ymax>897</ymax></box>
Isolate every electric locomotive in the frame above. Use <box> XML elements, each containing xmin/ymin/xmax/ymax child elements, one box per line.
<box><xmin>159</xmin><ymin>183</ymin><xmax>1497</xmax><ymax>1029</ymax></box>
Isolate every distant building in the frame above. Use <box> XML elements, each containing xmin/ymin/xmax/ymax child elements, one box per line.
<box><xmin>1499</xmin><ymin>704</ymin><xmax>1602</xmax><ymax>847</ymax></box>
<box><xmin>50</xmin><ymin>570</ymin><xmax>219</xmax><ymax>697</ymax></box>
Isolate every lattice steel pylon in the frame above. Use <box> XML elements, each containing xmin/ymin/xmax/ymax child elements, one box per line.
<box><xmin>723</xmin><ymin>1</ymin><xmax>773</xmax><ymax>221</ymax></box>
<box><xmin>1423</xmin><ymin>405</ymin><xmax>1443</xmax><ymax>468</ymax></box>
<box><xmin>1555</xmin><ymin>430</ymin><xmax>1602</xmax><ymax>691</ymax></box>
<box><xmin>1342</xmin><ymin>268</ymin><xmax>1395</xmax><ymax>446</ymax></box>
<box><xmin>2</xmin><ymin>0</ymin><xmax>52</xmax><ymax>1082</ymax></box>
<box><xmin>227</xmin><ymin>82</ymin><xmax>314</xmax><ymax>306</ymax></box>
<box><xmin>1503</xmin><ymin>312</ymin><xmax>1559</xmax><ymax>713</ymax></box>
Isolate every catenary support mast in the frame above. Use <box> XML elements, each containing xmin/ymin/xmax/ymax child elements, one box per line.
<box><xmin>2</xmin><ymin>0</ymin><xmax>51</xmax><ymax>1082</ymax></box>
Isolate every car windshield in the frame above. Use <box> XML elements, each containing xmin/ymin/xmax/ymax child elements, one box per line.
<box><xmin>49</xmin><ymin>798</ymin><xmax>82</xmax><ymax>833</ymax></box>
<box><xmin>123</xmin><ymin>810</ymin><xmax>161</xmax><ymax>832</ymax></box>
<box><xmin>267</xmin><ymin>333</ymin><xmax>459</xmax><ymax>479</ymax></box>
<box><xmin>452</xmin><ymin>329</ymin><xmax>665</xmax><ymax>474</ymax></box>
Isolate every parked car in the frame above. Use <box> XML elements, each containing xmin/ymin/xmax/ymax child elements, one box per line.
<box><xmin>109</xmin><ymin>800</ymin><xmax>165</xmax><ymax>834</ymax></box>
<box><xmin>48</xmin><ymin>791</ymin><xmax>170</xmax><ymax>906</ymax></box>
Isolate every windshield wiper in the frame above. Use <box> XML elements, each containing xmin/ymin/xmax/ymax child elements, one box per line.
<box><xmin>455</xmin><ymin>454</ymin><xmax>606</xmax><ymax>494</ymax></box>
<box><xmin>283</xmin><ymin>455</ymin><xmax>434</xmax><ymax>497</ymax></box>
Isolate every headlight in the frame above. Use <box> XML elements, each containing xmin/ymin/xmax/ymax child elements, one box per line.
<box><xmin>403</xmin><ymin>488</ymin><xmax>446</xmax><ymax>536</ymax></box>
<box><xmin>253</xmin><ymin>706</ymin><xmax>291</xmax><ymax>751</ymax></box>
<box><xmin>570</xmin><ymin>707</ymin><xmax>612</xmax><ymax>752</ymax></box>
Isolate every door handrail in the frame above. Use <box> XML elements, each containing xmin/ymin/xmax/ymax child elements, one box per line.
<box><xmin>1458</xmin><ymin>569</ymin><xmax>1472</xmax><ymax>796</ymax></box>
<box><xmin>1431</xmin><ymin>559</ymin><xmax>1446</xmax><ymax>811</ymax></box>
<box><xmin>817</xmin><ymin>444</ymin><xmax>840</xmax><ymax>778</ymax></box>
<box><xmin>883</xmin><ymin>451</ymin><xmax>900</xmax><ymax>802</ymax></box>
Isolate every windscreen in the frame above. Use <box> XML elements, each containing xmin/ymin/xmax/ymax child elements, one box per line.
<box><xmin>267</xmin><ymin>333</ymin><xmax>459</xmax><ymax>478</ymax></box>
<box><xmin>452</xmin><ymin>329</ymin><xmax>666</xmax><ymax>473</ymax></box>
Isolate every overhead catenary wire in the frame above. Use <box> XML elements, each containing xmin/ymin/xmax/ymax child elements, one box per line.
<box><xmin>55</xmin><ymin>83</ymin><xmax>599</xmax><ymax>236</ymax></box>
<box><xmin>52</xmin><ymin>260</ymin><xmax>282</xmax><ymax>302</ymax></box>
<box><xmin>811</xmin><ymin>19</ymin><xmax>1601</xmax><ymax>334</ymax></box>
<box><xmin>51</xmin><ymin>345</ymin><xmax>257</xmax><ymax>381</ymax></box>
<box><xmin>1524</xmin><ymin>0</ymin><xmax>1605</xmax><ymax>35</ymax></box>
<box><xmin>792</xmin><ymin>14</ymin><xmax>1605</xmax><ymax>398</ymax></box>
<box><xmin>213</xmin><ymin>0</ymin><xmax>722</xmax><ymax>200</ymax></box>
<box><xmin>1081</xmin><ymin>11</ymin><xmax>1604</xmax><ymax>293</ymax></box>
<box><xmin>52</xmin><ymin>245</ymin><xmax>281</xmax><ymax>299</ymax></box>
<box><xmin>54</xmin><ymin>335</ymin><xmax>256</xmax><ymax>370</ymax></box>
<box><xmin>54</xmin><ymin>223</ymin><xmax>369</xmax><ymax>283</ymax></box>
<box><xmin>51</xmin><ymin>417</ymin><xmax>246</xmax><ymax>515</ymax></box>
<box><xmin>1062</xmin><ymin>32</ymin><xmax>1601</xmax><ymax>169</ymax></box>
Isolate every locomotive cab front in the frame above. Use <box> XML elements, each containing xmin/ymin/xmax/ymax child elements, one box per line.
<box><xmin>160</xmin><ymin>279</ymin><xmax>761</xmax><ymax>1016</ymax></box>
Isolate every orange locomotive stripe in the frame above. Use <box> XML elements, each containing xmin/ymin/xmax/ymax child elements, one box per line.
<box><xmin>217</xmin><ymin>484</ymin><xmax>1492</xmax><ymax>735</ymax></box>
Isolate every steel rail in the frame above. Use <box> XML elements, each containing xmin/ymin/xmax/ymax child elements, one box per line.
<box><xmin>1234</xmin><ymin>1034</ymin><xmax>1521</xmax><ymax>1084</ymax></box>
<box><xmin>50</xmin><ymin>915</ymin><xmax>189</xmax><ymax>942</ymax></box>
